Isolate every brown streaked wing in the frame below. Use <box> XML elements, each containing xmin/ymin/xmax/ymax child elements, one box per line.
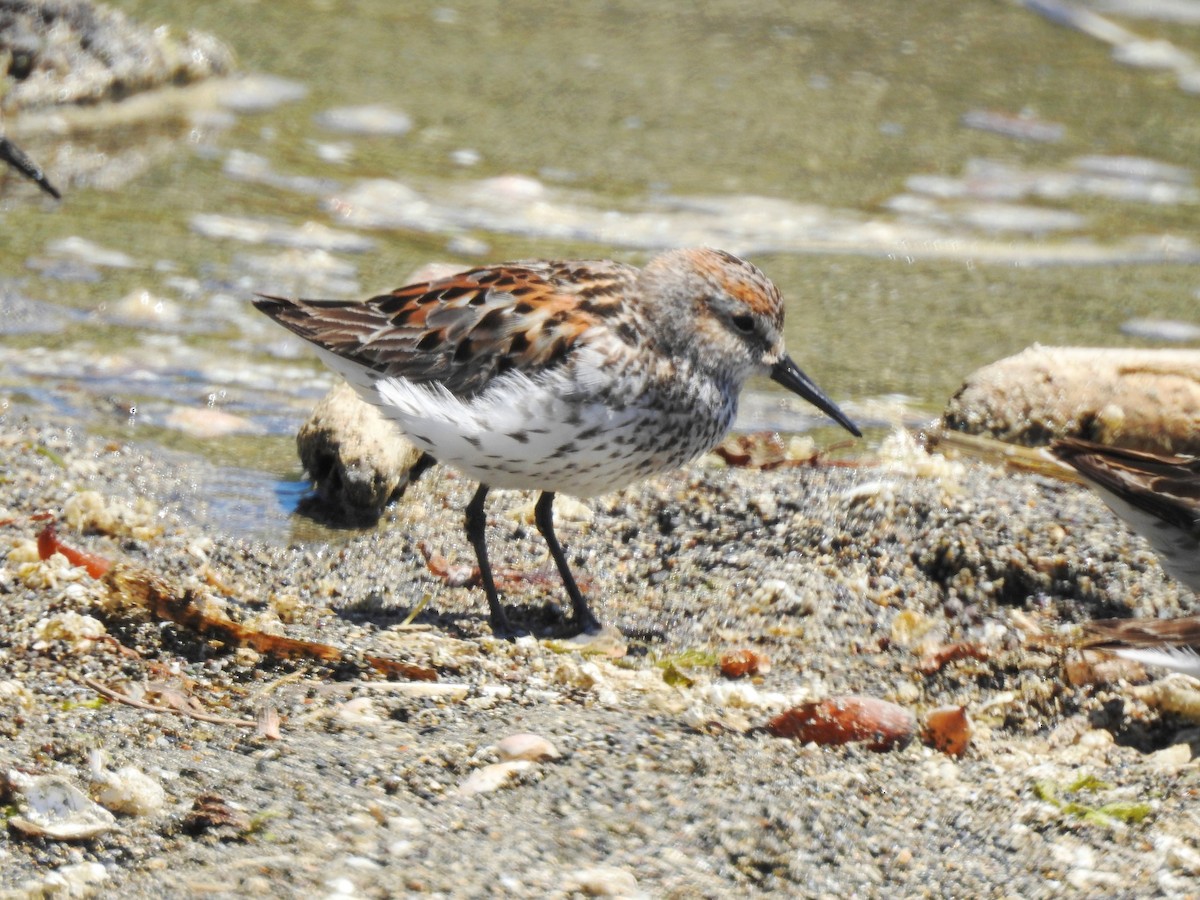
<box><xmin>1051</xmin><ymin>438</ymin><xmax>1200</xmax><ymax>534</ymax></box>
<box><xmin>1085</xmin><ymin>614</ymin><xmax>1200</xmax><ymax>649</ymax></box>
<box><xmin>255</xmin><ymin>259</ymin><xmax>639</xmax><ymax>396</ymax></box>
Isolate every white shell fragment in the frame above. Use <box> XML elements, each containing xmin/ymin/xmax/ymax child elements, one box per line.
<box><xmin>89</xmin><ymin>751</ymin><xmax>167</xmax><ymax>816</ymax></box>
<box><xmin>8</xmin><ymin>771</ymin><xmax>117</xmax><ymax>840</ymax></box>
<box><xmin>19</xmin><ymin>862</ymin><xmax>108</xmax><ymax>897</ymax></box>
<box><xmin>565</xmin><ymin>865</ymin><xmax>645</xmax><ymax>898</ymax></box>
<box><xmin>495</xmin><ymin>733</ymin><xmax>560</xmax><ymax>763</ymax></box>
<box><xmin>456</xmin><ymin>760</ymin><xmax>533</xmax><ymax>797</ymax></box>
<box><xmin>32</xmin><ymin>612</ymin><xmax>107</xmax><ymax>652</ymax></box>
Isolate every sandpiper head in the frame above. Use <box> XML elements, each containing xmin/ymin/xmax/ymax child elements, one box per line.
<box><xmin>639</xmin><ymin>248</ymin><xmax>860</xmax><ymax>437</ymax></box>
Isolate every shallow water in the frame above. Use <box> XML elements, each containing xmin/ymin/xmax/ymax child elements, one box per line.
<box><xmin>2</xmin><ymin>0</ymin><xmax>1197</xmax><ymax>533</ymax></box>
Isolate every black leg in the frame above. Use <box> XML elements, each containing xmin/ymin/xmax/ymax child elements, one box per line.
<box><xmin>535</xmin><ymin>491</ymin><xmax>602</xmax><ymax>634</ymax></box>
<box><xmin>464</xmin><ymin>484</ymin><xmax>516</xmax><ymax>637</ymax></box>
<box><xmin>407</xmin><ymin>452</ymin><xmax>437</xmax><ymax>485</ymax></box>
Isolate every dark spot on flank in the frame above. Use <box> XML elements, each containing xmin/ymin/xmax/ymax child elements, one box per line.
<box><xmin>509</xmin><ymin>331</ymin><xmax>530</xmax><ymax>354</ymax></box>
<box><xmin>412</xmin><ymin>433</ymin><xmax>431</xmax><ymax>444</ymax></box>
<box><xmin>578</xmin><ymin>295</ymin><xmax>620</xmax><ymax>314</ymax></box>
<box><xmin>454</xmin><ymin>340</ymin><xmax>474</xmax><ymax>363</ymax></box>
<box><xmin>465</xmin><ymin>435</ymin><xmax>482</xmax><ymax>450</ymax></box>
<box><xmin>510</xmin><ymin>285</ymin><xmax>537</xmax><ymax>296</ymax></box>
<box><xmin>544</xmin><ymin>337</ymin><xmax>569</xmax><ymax>365</ymax></box>
<box><xmin>416</xmin><ymin>332</ymin><xmax>441</xmax><ymax>351</ymax></box>
<box><xmin>507</xmin><ymin>431</ymin><xmax>530</xmax><ymax>444</ymax></box>
<box><xmin>495</xmin><ymin>357</ymin><xmax>515</xmax><ymax>375</ymax></box>
<box><xmin>554</xmin><ymin>442</ymin><xmax>578</xmax><ymax>456</ymax></box>
<box><xmin>577</xmin><ymin>425</ymin><xmax>603</xmax><ymax>440</ymax></box>
<box><xmin>513</xmin><ymin>301</ymin><xmax>535</xmax><ymax>314</ymax></box>
<box><xmin>615</xmin><ymin>322</ymin><xmax>640</xmax><ymax>345</ymax></box>
<box><xmin>468</xmin><ymin>292</ymin><xmax>488</xmax><ymax>305</ymax></box>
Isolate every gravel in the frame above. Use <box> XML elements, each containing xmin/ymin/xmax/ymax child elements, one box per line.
<box><xmin>1</xmin><ymin>417</ymin><xmax>1198</xmax><ymax>898</ymax></box>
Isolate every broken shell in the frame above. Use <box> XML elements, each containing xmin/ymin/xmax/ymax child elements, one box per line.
<box><xmin>8</xmin><ymin>771</ymin><xmax>117</xmax><ymax>840</ymax></box>
<box><xmin>32</xmin><ymin>612</ymin><xmax>107</xmax><ymax>653</ymax></box>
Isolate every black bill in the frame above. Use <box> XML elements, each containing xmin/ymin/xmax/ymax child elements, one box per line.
<box><xmin>770</xmin><ymin>355</ymin><xmax>861</xmax><ymax>438</ymax></box>
<box><xmin>0</xmin><ymin>137</ymin><xmax>61</xmax><ymax>200</ymax></box>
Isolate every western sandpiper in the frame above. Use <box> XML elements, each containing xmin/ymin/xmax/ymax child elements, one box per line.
<box><xmin>1054</xmin><ymin>437</ymin><xmax>1200</xmax><ymax>674</ymax></box>
<box><xmin>1083</xmin><ymin>615</ymin><xmax>1200</xmax><ymax>676</ymax></box>
<box><xmin>256</xmin><ymin>247</ymin><xmax>860</xmax><ymax>636</ymax></box>
<box><xmin>1052</xmin><ymin>438</ymin><xmax>1200</xmax><ymax>594</ymax></box>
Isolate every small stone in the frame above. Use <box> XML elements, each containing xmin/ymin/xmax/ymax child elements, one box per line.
<box><xmin>217</xmin><ymin>74</ymin><xmax>308</xmax><ymax>112</ymax></box>
<box><xmin>1147</xmin><ymin>743</ymin><xmax>1193</xmax><ymax>774</ymax></box>
<box><xmin>315</xmin><ymin>105</ymin><xmax>413</xmax><ymax>136</ymax></box>
<box><xmin>165</xmin><ymin>406</ymin><xmax>263</xmax><ymax>439</ymax></box>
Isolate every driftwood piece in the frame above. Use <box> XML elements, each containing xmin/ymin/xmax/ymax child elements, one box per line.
<box><xmin>942</xmin><ymin>346</ymin><xmax>1200</xmax><ymax>454</ymax></box>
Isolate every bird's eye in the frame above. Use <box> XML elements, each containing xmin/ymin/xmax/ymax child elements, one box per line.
<box><xmin>731</xmin><ymin>314</ymin><xmax>755</xmax><ymax>334</ymax></box>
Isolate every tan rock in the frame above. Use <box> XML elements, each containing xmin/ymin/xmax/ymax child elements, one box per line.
<box><xmin>943</xmin><ymin>346</ymin><xmax>1200</xmax><ymax>454</ymax></box>
<box><xmin>292</xmin><ymin>261</ymin><xmax>463</xmax><ymax>522</ymax></box>
<box><xmin>296</xmin><ymin>380</ymin><xmax>424</xmax><ymax>522</ymax></box>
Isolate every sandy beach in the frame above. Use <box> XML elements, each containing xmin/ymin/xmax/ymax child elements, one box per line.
<box><xmin>3</xmin><ymin>415</ymin><xmax>1198</xmax><ymax>897</ymax></box>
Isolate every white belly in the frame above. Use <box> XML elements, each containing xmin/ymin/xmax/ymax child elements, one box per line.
<box><xmin>353</xmin><ymin>366</ymin><xmax>734</xmax><ymax>498</ymax></box>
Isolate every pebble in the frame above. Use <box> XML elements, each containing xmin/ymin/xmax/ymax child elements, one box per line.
<box><xmin>164</xmin><ymin>406</ymin><xmax>264</xmax><ymax>439</ymax></box>
<box><xmin>102</xmin><ymin>289</ymin><xmax>181</xmax><ymax>325</ymax></box>
<box><xmin>315</xmin><ymin>105</ymin><xmax>413</xmax><ymax>136</ymax></box>
<box><xmin>2</xmin><ymin>1</ymin><xmax>232</xmax><ymax>112</ymax></box>
<box><xmin>450</xmin><ymin>148</ymin><xmax>481</xmax><ymax>167</ymax></box>
<box><xmin>216</xmin><ymin>74</ymin><xmax>309</xmax><ymax>112</ymax></box>
<box><xmin>1120</xmin><ymin>317</ymin><xmax>1200</xmax><ymax>342</ymax></box>
<box><xmin>960</xmin><ymin>109</ymin><xmax>1066</xmax><ymax>143</ymax></box>
<box><xmin>0</xmin><ymin>289</ymin><xmax>83</xmax><ymax>335</ymax></box>
<box><xmin>223</xmin><ymin>150</ymin><xmax>339</xmax><ymax>196</ymax></box>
